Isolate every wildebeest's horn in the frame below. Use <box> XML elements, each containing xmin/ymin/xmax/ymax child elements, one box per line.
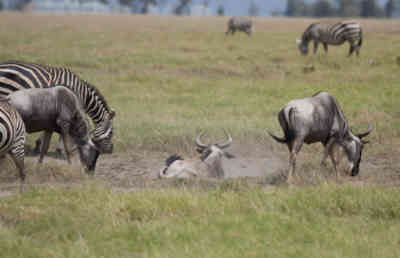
<box><xmin>357</xmin><ymin>125</ymin><xmax>374</xmax><ymax>139</ymax></box>
<box><xmin>216</xmin><ymin>129</ymin><xmax>232</xmax><ymax>149</ymax></box>
<box><xmin>195</xmin><ymin>131</ymin><xmax>208</xmax><ymax>149</ymax></box>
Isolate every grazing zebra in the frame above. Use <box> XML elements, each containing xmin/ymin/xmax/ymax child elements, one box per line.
<box><xmin>296</xmin><ymin>20</ymin><xmax>363</xmax><ymax>56</ymax></box>
<box><xmin>226</xmin><ymin>17</ymin><xmax>253</xmax><ymax>36</ymax></box>
<box><xmin>0</xmin><ymin>100</ymin><xmax>25</xmax><ymax>192</ymax></box>
<box><xmin>0</xmin><ymin>61</ymin><xmax>115</xmax><ymax>154</ymax></box>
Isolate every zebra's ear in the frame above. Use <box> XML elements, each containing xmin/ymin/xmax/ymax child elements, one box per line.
<box><xmin>109</xmin><ymin>109</ymin><xmax>116</xmax><ymax>119</ymax></box>
<box><xmin>296</xmin><ymin>39</ymin><xmax>301</xmax><ymax>45</ymax></box>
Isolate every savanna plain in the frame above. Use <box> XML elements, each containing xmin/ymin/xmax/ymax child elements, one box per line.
<box><xmin>1</xmin><ymin>13</ymin><xmax>400</xmax><ymax>257</ymax></box>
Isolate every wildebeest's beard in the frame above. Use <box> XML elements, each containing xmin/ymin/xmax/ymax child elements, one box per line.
<box><xmin>78</xmin><ymin>142</ymin><xmax>100</xmax><ymax>174</ymax></box>
<box><xmin>351</xmin><ymin>144</ymin><xmax>363</xmax><ymax>176</ymax></box>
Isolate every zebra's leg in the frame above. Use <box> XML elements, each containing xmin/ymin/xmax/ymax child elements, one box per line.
<box><xmin>323</xmin><ymin>43</ymin><xmax>328</xmax><ymax>53</ymax></box>
<box><xmin>9</xmin><ymin>136</ymin><xmax>25</xmax><ymax>193</ymax></box>
<box><xmin>313</xmin><ymin>41</ymin><xmax>319</xmax><ymax>55</ymax></box>
<box><xmin>38</xmin><ymin>131</ymin><xmax>52</xmax><ymax>164</ymax></box>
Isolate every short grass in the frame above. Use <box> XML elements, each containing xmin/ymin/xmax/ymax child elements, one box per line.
<box><xmin>1</xmin><ymin>13</ymin><xmax>400</xmax><ymax>257</ymax></box>
<box><xmin>2</xmin><ymin>183</ymin><xmax>400</xmax><ymax>258</ymax></box>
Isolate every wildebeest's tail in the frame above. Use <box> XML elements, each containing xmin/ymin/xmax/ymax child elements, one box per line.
<box><xmin>268</xmin><ymin>108</ymin><xmax>292</xmax><ymax>144</ymax></box>
<box><xmin>165</xmin><ymin>154</ymin><xmax>183</xmax><ymax>167</ymax></box>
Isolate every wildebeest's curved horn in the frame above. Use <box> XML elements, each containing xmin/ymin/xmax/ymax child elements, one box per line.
<box><xmin>356</xmin><ymin>125</ymin><xmax>374</xmax><ymax>139</ymax></box>
<box><xmin>216</xmin><ymin>130</ymin><xmax>232</xmax><ymax>149</ymax></box>
<box><xmin>195</xmin><ymin>131</ymin><xmax>208</xmax><ymax>149</ymax></box>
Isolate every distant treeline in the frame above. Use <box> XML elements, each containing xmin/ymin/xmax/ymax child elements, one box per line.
<box><xmin>286</xmin><ymin>0</ymin><xmax>398</xmax><ymax>18</ymax></box>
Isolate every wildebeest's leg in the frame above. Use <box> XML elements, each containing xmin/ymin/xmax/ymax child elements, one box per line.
<box><xmin>288</xmin><ymin>138</ymin><xmax>304</xmax><ymax>183</ymax></box>
<box><xmin>323</xmin><ymin>43</ymin><xmax>328</xmax><ymax>53</ymax></box>
<box><xmin>321</xmin><ymin>138</ymin><xmax>336</xmax><ymax>167</ymax></box>
<box><xmin>60</xmin><ymin>133</ymin><xmax>73</xmax><ymax>164</ymax></box>
<box><xmin>329</xmin><ymin>151</ymin><xmax>339</xmax><ymax>180</ymax></box>
<box><xmin>39</xmin><ymin>131</ymin><xmax>52</xmax><ymax>164</ymax></box>
<box><xmin>348</xmin><ymin>44</ymin><xmax>355</xmax><ymax>57</ymax></box>
<box><xmin>313</xmin><ymin>41</ymin><xmax>319</xmax><ymax>55</ymax></box>
<box><xmin>33</xmin><ymin>135</ymin><xmax>42</xmax><ymax>154</ymax></box>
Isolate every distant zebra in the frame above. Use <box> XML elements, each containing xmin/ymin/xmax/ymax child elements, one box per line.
<box><xmin>0</xmin><ymin>61</ymin><xmax>115</xmax><ymax>154</ymax></box>
<box><xmin>226</xmin><ymin>17</ymin><xmax>253</xmax><ymax>36</ymax></box>
<box><xmin>296</xmin><ymin>20</ymin><xmax>363</xmax><ymax>56</ymax></box>
<box><xmin>0</xmin><ymin>100</ymin><xmax>25</xmax><ymax>192</ymax></box>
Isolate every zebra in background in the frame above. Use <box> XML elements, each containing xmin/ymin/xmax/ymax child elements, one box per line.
<box><xmin>226</xmin><ymin>17</ymin><xmax>253</xmax><ymax>36</ymax></box>
<box><xmin>296</xmin><ymin>20</ymin><xmax>363</xmax><ymax>56</ymax></box>
<box><xmin>0</xmin><ymin>100</ymin><xmax>25</xmax><ymax>192</ymax></box>
<box><xmin>0</xmin><ymin>61</ymin><xmax>115</xmax><ymax>155</ymax></box>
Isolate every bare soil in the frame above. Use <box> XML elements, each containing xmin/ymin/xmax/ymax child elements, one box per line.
<box><xmin>1</xmin><ymin>141</ymin><xmax>399</xmax><ymax>197</ymax></box>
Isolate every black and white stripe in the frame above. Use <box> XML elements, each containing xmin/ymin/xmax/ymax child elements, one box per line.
<box><xmin>297</xmin><ymin>20</ymin><xmax>362</xmax><ymax>56</ymax></box>
<box><xmin>0</xmin><ymin>100</ymin><xmax>25</xmax><ymax>192</ymax></box>
<box><xmin>0</xmin><ymin>61</ymin><xmax>115</xmax><ymax>153</ymax></box>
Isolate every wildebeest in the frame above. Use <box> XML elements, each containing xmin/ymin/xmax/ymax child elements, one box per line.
<box><xmin>268</xmin><ymin>92</ymin><xmax>372</xmax><ymax>182</ymax></box>
<box><xmin>159</xmin><ymin>131</ymin><xmax>234</xmax><ymax>179</ymax></box>
<box><xmin>226</xmin><ymin>17</ymin><xmax>253</xmax><ymax>36</ymax></box>
<box><xmin>7</xmin><ymin>86</ymin><xmax>99</xmax><ymax>173</ymax></box>
<box><xmin>296</xmin><ymin>20</ymin><xmax>362</xmax><ymax>56</ymax></box>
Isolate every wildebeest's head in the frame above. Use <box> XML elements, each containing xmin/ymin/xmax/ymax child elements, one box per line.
<box><xmin>342</xmin><ymin>126</ymin><xmax>373</xmax><ymax>176</ymax></box>
<box><xmin>78</xmin><ymin>139</ymin><xmax>100</xmax><ymax>174</ymax></box>
<box><xmin>195</xmin><ymin>130</ymin><xmax>235</xmax><ymax>162</ymax></box>
<box><xmin>91</xmin><ymin>110</ymin><xmax>115</xmax><ymax>154</ymax></box>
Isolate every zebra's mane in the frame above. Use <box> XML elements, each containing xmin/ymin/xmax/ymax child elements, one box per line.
<box><xmin>42</xmin><ymin>63</ymin><xmax>113</xmax><ymax>116</ymax></box>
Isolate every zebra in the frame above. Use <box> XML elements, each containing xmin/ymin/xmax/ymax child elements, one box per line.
<box><xmin>226</xmin><ymin>17</ymin><xmax>253</xmax><ymax>36</ymax></box>
<box><xmin>0</xmin><ymin>100</ymin><xmax>25</xmax><ymax>192</ymax></box>
<box><xmin>0</xmin><ymin>61</ymin><xmax>115</xmax><ymax>155</ymax></box>
<box><xmin>296</xmin><ymin>20</ymin><xmax>363</xmax><ymax>56</ymax></box>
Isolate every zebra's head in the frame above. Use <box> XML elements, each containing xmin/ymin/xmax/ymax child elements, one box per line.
<box><xmin>296</xmin><ymin>38</ymin><xmax>309</xmax><ymax>55</ymax></box>
<box><xmin>91</xmin><ymin>109</ymin><xmax>115</xmax><ymax>154</ymax></box>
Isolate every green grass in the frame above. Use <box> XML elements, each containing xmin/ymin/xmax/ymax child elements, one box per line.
<box><xmin>1</xmin><ymin>14</ymin><xmax>400</xmax><ymax>257</ymax></box>
<box><xmin>1</xmin><ymin>183</ymin><xmax>400</xmax><ymax>258</ymax></box>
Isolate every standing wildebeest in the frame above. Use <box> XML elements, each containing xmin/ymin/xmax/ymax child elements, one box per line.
<box><xmin>226</xmin><ymin>17</ymin><xmax>253</xmax><ymax>36</ymax></box>
<box><xmin>0</xmin><ymin>100</ymin><xmax>25</xmax><ymax>192</ymax></box>
<box><xmin>268</xmin><ymin>92</ymin><xmax>372</xmax><ymax>182</ymax></box>
<box><xmin>7</xmin><ymin>86</ymin><xmax>99</xmax><ymax>173</ymax></box>
<box><xmin>296</xmin><ymin>20</ymin><xmax>362</xmax><ymax>56</ymax></box>
<box><xmin>0</xmin><ymin>61</ymin><xmax>115</xmax><ymax>156</ymax></box>
<box><xmin>159</xmin><ymin>131</ymin><xmax>234</xmax><ymax>179</ymax></box>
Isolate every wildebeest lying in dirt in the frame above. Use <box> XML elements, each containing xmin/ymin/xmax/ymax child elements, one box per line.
<box><xmin>159</xmin><ymin>130</ymin><xmax>235</xmax><ymax>179</ymax></box>
<box><xmin>269</xmin><ymin>91</ymin><xmax>372</xmax><ymax>183</ymax></box>
<box><xmin>7</xmin><ymin>86</ymin><xmax>100</xmax><ymax>173</ymax></box>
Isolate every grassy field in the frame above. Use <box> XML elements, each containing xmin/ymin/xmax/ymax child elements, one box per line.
<box><xmin>0</xmin><ymin>13</ymin><xmax>400</xmax><ymax>257</ymax></box>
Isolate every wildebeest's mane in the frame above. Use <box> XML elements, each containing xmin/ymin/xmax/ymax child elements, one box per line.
<box><xmin>165</xmin><ymin>154</ymin><xmax>183</xmax><ymax>167</ymax></box>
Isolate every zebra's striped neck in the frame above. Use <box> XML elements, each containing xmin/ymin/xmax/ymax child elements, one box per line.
<box><xmin>48</xmin><ymin>68</ymin><xmax>112</xmax><ymax>125</ymax></box>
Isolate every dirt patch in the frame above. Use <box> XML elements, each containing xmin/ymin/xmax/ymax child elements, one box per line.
<box><xmin>0</xmin><ymin>142</ymin><xmax>399</xmax><ymax>196</ymax></box>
